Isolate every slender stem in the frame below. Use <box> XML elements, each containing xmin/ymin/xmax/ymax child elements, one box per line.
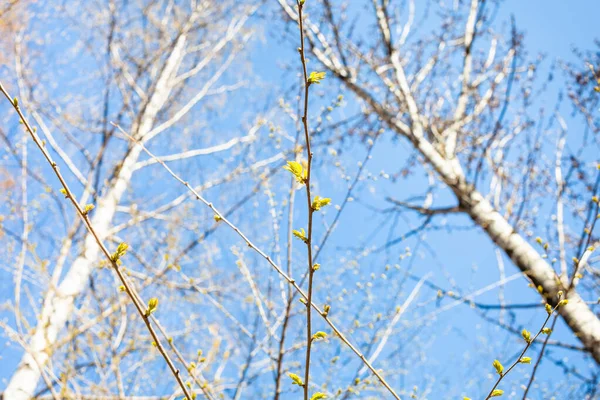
<box><xmin>523</xmin><ymin>202</ymin><xmax>599</xmax><ymax>399</ymax></box>
<box><xmin>521</xmin><ymin>314</ymin><xmax>559</xmax><ymax>399</ymax></box>
<box><xmin>274</xmin><ymin>133</ymin><xmax>300</xmax><ymax>399</ymax></box>
<box><xmin>484</xmin><ymin>304</ymin><xmax>558</xmax><ymax>400</ymax></box>
<box><xmin>114</xmin><ymin>109</ymin><xmax>403</xmax><ymax>400</ymax></box>
<box><xmin>0</xmin><ymin>81</ymin><xmax>195</xmax><ymax>400</ymax></box>
<box><xmin>296</xmin><ymin>3</ymin><xmax>315</xmax><ymax>399</ymax></box>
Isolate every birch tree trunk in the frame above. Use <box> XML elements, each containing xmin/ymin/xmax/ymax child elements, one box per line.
<box><xmin>3</xmin><ymin>147</ymin><xmax>142</xmax><ymax>400</ymax></box>
<box><xmin>277</xmin><ymin>0</ymin><xmax>600</xmax><ymax>364</ymax></box>
<box><xmin>3</xmin><ymin>30</ymin><xmax>187</xmax><ymax>399</ymax></box>
<box><xmin>357</xmin><ymin>74</ymin><xmax>600</xmax><ymax>364</ymax></box>
<box><xmin>393</xmin><ymin>99</ymin><xmax>600</xmax><ymax>363</ymax></box>
<box><xmin>455</xmin><ymin>181</ymin><xmax>600</xmax><ymax>364</ymax></box>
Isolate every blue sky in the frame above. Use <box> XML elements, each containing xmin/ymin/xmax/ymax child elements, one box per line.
<box><xmin>1</xmin><ymin>0</ymin><xmax>599</xmax><ymax>398</ymax></box>
<box><xmin>245</xmin><ymin>1</ymin><xmax>600</xmax><ymax>398</ymax></box>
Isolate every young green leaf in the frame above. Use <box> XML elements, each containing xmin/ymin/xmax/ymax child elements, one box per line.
<box><xmin>145</xmin><ymin>297</ymin><xmax>159</xmax><ymax>317</ymax></box>
<box><xmin>307</xmin><ymin>71</ymin><xmax>326</xmax><ymax>85</ymax></box>
<box><xmin>293</xmin><ymin>228</ymin><xmax>307</xmax><ymax>243</ymax></box>
<box><xmin>283</xmin><ymin>160</ymin><xmax>306</xmax><ymax>183</ymax></box>
<box><xmin>82</xmin><ymin>204</ymin><xmax>95</xmax><ymax>215</ymax></box>
<box><xmin>311</xmin><ymin>196</ymin><xmax>331</xmax><ymax>211</ymax></box>
<box><xmin>490</xmin><ymin>389</ymin><xmax>504</xmax><ymax>397</ymax></box>
<box><xmin>312</xmin><ymin>331</ymin><xmax>327</xmax><ymax>341</ymax></box>
<box><xmin>288</xmin><ymin>372</ymin><xmax>304</xmax><ymax>387</ymax></box>
<box><xmin>111</xmin><ymin>242</ymin><xmax>129</xmax><ymax>263</ymax></box>
<box><xmin>521</xmin><ymin>329</ymin><xmax>532</xmax><ymax>343</ymax></box>
<box><xmin>519</xmin><ymin>357</ymin><xmax>532</xmax><ymax>364</ymax></box>
<box><xmin>310</xmin><ymin>393</ymin><xmax>327</xmax><ymax>400</ymax></box>
<box><xmin>558</xmin><ymin>299</ymin><xmax>569</xmax><ymax>307</ymax></box>
<box><xmin>492</xmin><ymin>359</ymin><xmax>503</xmax><ymax>376</ymax></box>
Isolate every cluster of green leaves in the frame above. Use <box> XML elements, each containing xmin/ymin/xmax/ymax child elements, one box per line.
<box><xmin>311</xmin><ymin>196</ymin><xmax>331</xmax><ymax>211</ymax></box>
<box><xmin>284</xmin><ymin>2</ymin><xmax>333</xmax><ymax>399</ymax></box>
<box><xmin>283</xmin><ymin>160</ymin><xmax>307</xmax><ymax>183</ymax></box>
<box><xmin>292</xmin><ymin>228</ymin><xmax>307</xmax><ymax>243</ymax></box>
<box><xmin>110</xmin><ymin>242</ymin><xmax>129</xmax><ymax>264</ymax></box>
<box><xmin>288</xmin><ymin>372</ymin><xmax>304</xmax><ymax>387</ymax></box>
<box><xmin>307</xmin><ymin>71</ymin><xmax>326</xmax><ymax>85</ymax></box>
<box><xmin>145</xmin><ymin>297</ymin><xmax>159</xmax><ymax>317</ymax></box>
<box><xmin>82</xmin><ymin>204</ymin><xmax>94</xmax><ymax>215</ymax></box>
<box><xmin>473</xmin><ymin>293</ymin><xmax>569</xmax><ymax>399</ymax></box>
<box><xmin>286</xmin><ymin>373</ymin><xmax>326</xmax><ymax>400</ymax></box>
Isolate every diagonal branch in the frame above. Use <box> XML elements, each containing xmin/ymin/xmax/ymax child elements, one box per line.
<box><xmin>0</xmin><ymin>82</ymin><xmax>199</xmax><ymax>400</ymax></box>
<box><xmin>115</xmin><ymin>123</ymin><xmax>403</xmax><ymax>400</ymax></box>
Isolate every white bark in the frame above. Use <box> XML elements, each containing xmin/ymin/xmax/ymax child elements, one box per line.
<box><xmin>454</xmin><ymin>178</ymin><xmax>600</xmax><ymax>364</ymax></box>
<box><xmin>4</xmin><ymin>32</ymin><xmax>188</xmax><ymax>400</ymax></box>
<box><xmin>396</xmin><ymin>94</ymin><xmax>600</xmax><ymax>364</ymax></box>
<box><xmin>3</xmin><ymin>146</ymin><xmax>142</xmax><ymax>400</ymax></box>
<box><xmin>397</xmin><ymin>95</ymin><xmax>600</xmax><ymax>365</ymax></box>
<box><xmin>307</xmin><ymin>30</ymin><xmax>600</xmax><ymax>361</ymax></box>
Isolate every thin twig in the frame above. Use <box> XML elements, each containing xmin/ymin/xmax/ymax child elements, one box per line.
<box><xmin>523</xmin><ymin>200</ymin><xmax>599</xmax><ymax>399</ymax></box>
<box><xmin>484</xmin><ymin>299</ymin><xmax>564</xmax><ymax>399</ymax></box>
<box><xmin>112</xmin><ymin>123</ymin><xmax>403</xmax><ymax>399</ymax></box>
<box><xmin>0</xmin><ymin>81</ymin><xmax>195</xmax><ymax>400</ymax></box>
<box><xmin>296</xmin><ymin>2</ymin><xmax>317</xmax><ymax>399</ymax></box>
